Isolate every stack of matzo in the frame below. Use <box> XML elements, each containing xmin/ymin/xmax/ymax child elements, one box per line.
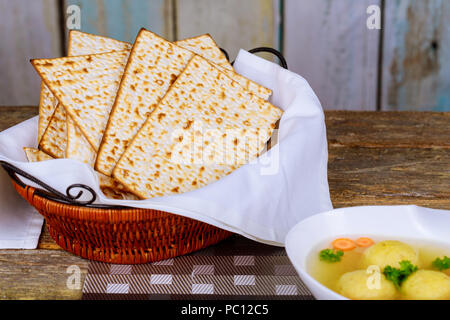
<box><xmin>29</xmin><ymin>29</ymin><xmax>282</xmax><ymax>200</ymax></box>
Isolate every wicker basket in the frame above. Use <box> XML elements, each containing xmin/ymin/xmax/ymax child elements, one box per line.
<box><xmin>9</xmin><ymin>176</ymin><xmax>232</xmax><ymax>264</ymax></box>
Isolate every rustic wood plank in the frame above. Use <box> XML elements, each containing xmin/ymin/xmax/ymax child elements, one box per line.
<box><xmin>382</xmin><ymin>0</ymin><xmax>450</xmax><ymax>111</ymax></box>
<box><xmin>0</xmin><ymin>0</ymin><xmax>62</xmax><ymax>106</ymax></box>
<box><xmin>0</xmin><ymin>249</ymin><xmax>88</xmax><ymax>300</ymax></box>
<box><xmin>0</xmin><ymin>108</ymin><xmax>448</xmax><ymax>300</ymax></box>
<box><xmin>325</xmin><ymin>111</ymin><xmax>450</xmax><ymax>148</ymax></box>
<box><xmin>284</xmin><ymin>0</ymin><xmax>380</xmax><ymax>110</ymax></box>
<box><xmin>176</xmin><ymin>0</ymin><xmax>277</xmax><ymax>61</ymax></box>
<box><xmin>64</xmin><ymin>0</ymin><xmax>174</xmax><ymax>44</ymax></box>
<box><xmin>329</xmin><ymin>146</ymin><xmax>450</xmax><ymax>209</ymax></box>
<box><xmin>37</xmin><ymin>223</ymin><xmax>60</xmax><ymax>250</ymax></box>
<box><xmin>0</xmin><ymin>106</ymin><xmax>38</xmax><ymax>131</ymax></box>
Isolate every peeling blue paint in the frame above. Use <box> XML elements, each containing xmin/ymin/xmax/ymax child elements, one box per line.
<box><xmin>385</xmin><ymin>0</ymin><xmax>450</xmax><ymax>111</ymax></box>
<box><xmin>66</xmin><ymin>0</ymin><xmax>167</xmax><ymax>42</ymax></box>
<box><xmin>434</xmin><ymin>94</ymin><xmax>450</xmax><ymax>111</ymax></box>
<box><xmin>66</xmin><ymin>0</ymin><xmax>102</xmax><ymax>35</ymax></box>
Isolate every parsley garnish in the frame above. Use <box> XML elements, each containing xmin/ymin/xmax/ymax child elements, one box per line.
<box><xmin>383</xmin><ymin>260</ymin><xmax>418</xmax><ymax>289</ymax></box>
<box><xmin>432</xmin><ymin>256</ymin><xmax>450</xmax><ymax>271</ymax></box>
<box><xmin>319</xmin><ymin>249</ymin><xmax>344</xmax><ymax>263</ymax></box>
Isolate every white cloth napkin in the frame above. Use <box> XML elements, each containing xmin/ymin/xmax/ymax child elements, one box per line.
<box><xmin>0</xmin><ymin>117</ymin><xmax>44</xmax><ymax>248</ymax></box>
<box><xmin>0</xmin><ymin>50</ymin><xmax>332</xmax><ymax>248</ymax></box>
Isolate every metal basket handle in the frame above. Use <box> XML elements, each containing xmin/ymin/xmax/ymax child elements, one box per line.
<box><xmin>220</xmin><ymin>47</ymin><xmax>288</xmax><ymax>69</ymax></box>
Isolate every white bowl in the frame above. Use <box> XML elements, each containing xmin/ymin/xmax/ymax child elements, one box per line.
<box><xmin>285</xmin><ymin>205</ymin><xmax>450</xmax><ymax>300</ymax></box>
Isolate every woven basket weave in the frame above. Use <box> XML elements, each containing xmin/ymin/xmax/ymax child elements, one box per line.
<box><xmin>10</xmin><ymin>178</ymin><xmax>232</xmax><ymax>264</ymax></box>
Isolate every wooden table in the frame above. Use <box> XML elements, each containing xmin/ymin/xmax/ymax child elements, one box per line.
<box><xmin>0</xmin><ymin>107</ymin><xmax>448</xmax><ymax>299</ymax></box>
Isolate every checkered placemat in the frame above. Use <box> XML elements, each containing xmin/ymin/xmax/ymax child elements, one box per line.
<box><xmin>82</xmin><ymin>235</ymin><xmax>313</xmax><ymax>300</ymax></box>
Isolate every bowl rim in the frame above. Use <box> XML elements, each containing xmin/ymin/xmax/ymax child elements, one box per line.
<box><xmin>285</xmin><ymin>210</ymin><xmax>347</xmax><ymax>300</ymax></box>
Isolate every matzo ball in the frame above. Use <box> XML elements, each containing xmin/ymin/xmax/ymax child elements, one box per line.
<box><xmin>402</xmin><ymin>270</ymin><xmax>450</xmax><ymax>300</ymax></box>
<box><xmin>337</xmin><ymin>270</ymin><xmax>397</xmax><ymax>300</ymax></box>
<box><xmin>363</xmin><ymin>240</ymin><xmax>418</xmax><ymax>270</ymax></box>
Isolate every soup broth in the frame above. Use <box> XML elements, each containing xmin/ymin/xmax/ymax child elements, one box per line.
<box><xmin>307</xmin><ymin>237</ymin><xmax>450</xmax><ymax>300</ymax></box>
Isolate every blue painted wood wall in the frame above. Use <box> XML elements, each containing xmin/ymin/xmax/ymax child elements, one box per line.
<box><xmin>0</xmin><ymin>0</ymin><xmax>449</xmax><ymax>111</ymax></box>
<box><xmin>381</xmin><ymin>0</ymin><xmax>450</xmax><ymax>111</ymax></box>
<box><xmin>65</xmin><ymin>0</ymin><xmax>172</xmax><ymax>42</ymax></box>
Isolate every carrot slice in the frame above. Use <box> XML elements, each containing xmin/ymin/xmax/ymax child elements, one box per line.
<box><xmin>332</xmin><ymin>238</ymin><xmax>356</xmax><ymax>251</ymax></box>
<box><xmin>355</xmin><ymin>237</ymin><xmax>374</xmax><ymax>247</ymax></box>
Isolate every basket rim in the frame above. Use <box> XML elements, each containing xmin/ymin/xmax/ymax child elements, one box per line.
<box><xmin>10</xmin><ymin>177</ymin><xmax>158</xmax><ymax>212</ymax></box>
<box><xmin>10</xmin><ymin>177</ymin><xmax>216</xmax><ymax>226</ymax></box>
<box><xmin>3</xmin><ymin>162</ymin><xmax>221</xmax><ymax>225</ymax></box>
